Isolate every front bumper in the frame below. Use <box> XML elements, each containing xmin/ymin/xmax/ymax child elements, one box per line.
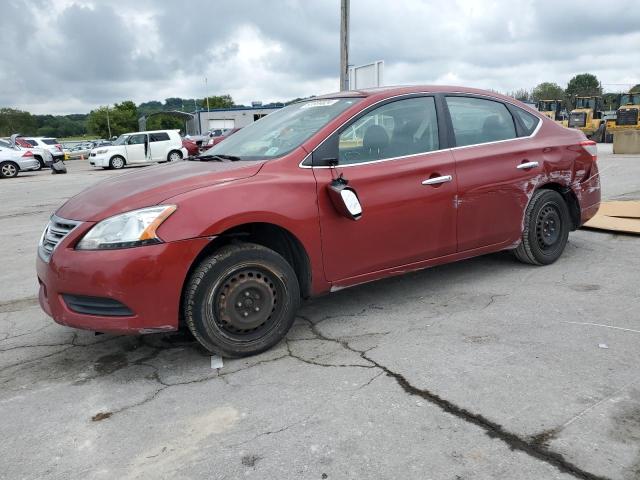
<box><xmin>19</xmin><ymin>159</ymin><xmax>41</xmax><ymax>171</ymax></box>
<box><xmin>36</xmin><ymin>222</ymin><xmax>211</xmax><ymax>334</ymax></box>
<box><xmin>89</xmin><ymin>154</ymin><xmax>109</xmax><ymax>167</ymax></box>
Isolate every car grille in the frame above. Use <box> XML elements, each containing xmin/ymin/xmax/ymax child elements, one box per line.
<box><xmin>38</xmin><ymin>215</ymin><xmax>81</xmax><ymax>263</ymax></box>
<box><xmin>616</xmin><ymin>108</ymin><xmax>638</xmax><ymax>126</ymax></box>
<box><xmin>568</xmin><ymin>112</ymin><xmax>587</xmax><ymax>128</ymax></box>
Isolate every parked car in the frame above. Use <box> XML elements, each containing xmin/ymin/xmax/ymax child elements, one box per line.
<box><xmin>88</xmin><ymin>130</ymin><xmax>188</xmax><ymax>169</ymax></box>
<box><xmin>9</xmin><ymin>137</ymin><xmax>53</xmax><ymax>169</ymax></box>
<box><xmin>0</xmin><ymin>140</ymin><xmax>41</xmax><ymax>178</ymax></box>
<box><xmin>37</xmin><ymin>85</ymin><xmax>600</xmax><ymax>357</ymax></box>
<box><xmin>182</xmin><ymin>137</ymin><xmax>200</xmax><ymax>157</ymax></box>
<box><xmin>205</xmin><ymin>127</ymin><xmax>242</xmax><ymax>148</ymax></box>
<box><xmin>20</xmin><ymin>137</ymin><xmax>65</xmax><ymax>163</ymax></box>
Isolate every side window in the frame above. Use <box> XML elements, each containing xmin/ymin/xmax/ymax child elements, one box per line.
<box><xmin>445</xmin><ymin>97</ymin><xmax>516</xmax><ymax>147</ymax></box>
<box><xmin>127</xmin><ymin>134</ymin><xmax>147</xmax><ymax>145</ymax></box>
<box><xmin>338</xmin><ymin>96</ymin><xmax>439</xmax><ymax>165</ymax></box>
<box><xmin>149</xmin><ymin>132</ymin><xmax>170</xmax><ymax>142</ymax></box>
<box><xmin>511</xmin><ymin>107</ymin><xmax>540</xmax><ymax>136</ymax></box>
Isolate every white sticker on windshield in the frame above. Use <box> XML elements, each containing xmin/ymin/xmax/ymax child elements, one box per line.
<box><xmin>265</xmin><ymin>147</ymin><xmax>280</xmax><ymax>155</ymax></box>
<box><xmin>300</xmin><ymin>99</ymin><xmax>340</xmax><ymax>109</ymax></box>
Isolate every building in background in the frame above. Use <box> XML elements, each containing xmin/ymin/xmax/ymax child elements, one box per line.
<box><xmin>186</xmin><ymin>103</ymin><xmax>284</xmax><ymax>135</ymax></box>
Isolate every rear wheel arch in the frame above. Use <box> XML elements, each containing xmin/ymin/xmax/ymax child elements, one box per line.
<box><xmin>535</xmin><ymin>182</ymin><xmax>580</xmax><ymax>230</ymax></box>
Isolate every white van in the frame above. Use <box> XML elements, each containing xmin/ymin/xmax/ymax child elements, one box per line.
<box><xmin>89</xmin><ymin>130</ymin><xmax>188</xmax><ymax>169</ymax></box>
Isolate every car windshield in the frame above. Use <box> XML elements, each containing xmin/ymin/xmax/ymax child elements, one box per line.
<box><xmin>201</xmin><ymin>98</ymin><xmax>361</xmax><ymax>160</ymax></box>
<box><xmin>113</xmin><ymin>135</ymin><xmax>128</xmax><ymax>146</ymax></box>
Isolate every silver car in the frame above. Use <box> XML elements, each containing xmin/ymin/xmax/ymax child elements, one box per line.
<box><xmin>0</xmin><ymin>139</ymin><xmax>42</xmax><ymax>178</ymax></box>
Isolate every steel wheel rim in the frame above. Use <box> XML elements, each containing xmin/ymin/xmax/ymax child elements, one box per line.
<box><xmin>536</xmin><ymin>203</ymin><xmax>562</xmax><ymax>250</ymax></box>
<box><xmin>212</xmin><ymin>266</ymin><xmax>284</xmax><ymax>342</ymax></box>
<box><xmin>112</xmin><ymin>158</ymin><xmax>123</xmax><ymax>168</ymax></box>
<box><xmin>2</xmin><ymin>164</ymin><xmax>17</xmax><ymax>176</ymax></box>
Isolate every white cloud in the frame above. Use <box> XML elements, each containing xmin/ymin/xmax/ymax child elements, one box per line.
<box><xmin>1</xmin><ymin>0</ymin><xmax>639</xmax><ymax>114</ymax></box>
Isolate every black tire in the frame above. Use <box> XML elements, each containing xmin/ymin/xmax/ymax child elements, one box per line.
<box><xmin>184</xmin><ymin>243</ymin><xmax>300</xmax><ymax>357</ymax></box>
<box><xmin>0</xmin><ymin>161</ymin><xmax>19</xmax><ymax>178</ymax></box>
<box><xmin>167</xmin><ymin>150</ymin><xmax>183</xmax><ymax>162</ymax></box>
<box><xmin>109</xmin><ymin>156</ymin><xmax>125</xmax><ymax>169</ymax></box>
<box><xmin>514</xmin><ymin>189</ymin><xmax>570</xmax><ymax>265</ymax></box>
<box><xmin>33</xmin><ymin>156</ymin><xmax>44</xmax><ymax>171</ymax></box>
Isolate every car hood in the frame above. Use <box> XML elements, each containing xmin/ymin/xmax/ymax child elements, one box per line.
<box><xmin>57</xmin><ymin>160</ymin><xmax>265</xmax><ymax>221</ymax></box>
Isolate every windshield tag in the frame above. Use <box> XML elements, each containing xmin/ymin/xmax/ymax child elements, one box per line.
<box><xmin>300</xmin><ymin>99</ymin><xmax>340</xmax><ymax>109</ymax></box>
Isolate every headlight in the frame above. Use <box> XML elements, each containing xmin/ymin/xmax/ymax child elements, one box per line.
<box><xmin>76</xmin><ymin>205</ymin><xmax>176</xmax><ymax>250</ymax></box>
<box><xmin>96</xmin><ymin>149</ymin><xmax>108</xmax><ymax>154</ymax></box>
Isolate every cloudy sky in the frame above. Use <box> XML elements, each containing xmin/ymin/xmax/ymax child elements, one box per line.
<box><xmin>2</xmin><ymin>0</ymin><xmax>639</xmax><ymax>114</ymax></box>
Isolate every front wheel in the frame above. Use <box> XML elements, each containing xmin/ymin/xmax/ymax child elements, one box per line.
<box><xmin>184</xmin><ymin>243</ymin><xmax>300</xmax><ymax>357</ymax></box>
<box><xmin>514</xmin><ymin>189</ymin><xmax>570</xmax><ymax>265</ymax></box>
<box><xmin>109</xmin><ymin>156</ymin><xmax>125</xmax><ymax>169</ymax></box>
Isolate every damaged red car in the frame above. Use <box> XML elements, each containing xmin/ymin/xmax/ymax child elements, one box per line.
<box><xmin>36</xmin><ymin>86</ymin><xmax>600</xmax><ymax>357</ymax></box>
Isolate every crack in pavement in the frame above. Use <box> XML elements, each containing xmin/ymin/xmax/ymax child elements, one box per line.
<box><xmin>226</xmin><ymin>416</ymin><xmax>312</xmax><ymax>448</ymax></box>
<box><xmin>295</xmin><ymin>314</ymin><xmax>611</xmax><ymax>480</ymax></box>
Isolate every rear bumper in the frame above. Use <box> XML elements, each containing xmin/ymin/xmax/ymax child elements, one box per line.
<box><xmin>37</xmin><ymin>230</ymin><xmax>211</xmax><ymax>334</ymax></box>
<box><xmin>574</xmin><ymin>164</ymin><xmax>601</xmax><ymax>226</ymax></box>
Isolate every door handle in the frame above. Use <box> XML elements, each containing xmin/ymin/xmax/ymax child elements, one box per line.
<box><xmin>422</xmin><ymin>175</ymin><xmax>453</xmax><ymax>186</ymax></box>
<box><xmin>517</xmin><ymin>161</ymin><xmax>539</xmax><ymax>170</ymax></box>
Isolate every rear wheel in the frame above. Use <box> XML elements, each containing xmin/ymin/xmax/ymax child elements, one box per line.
<box><xmin>0</xmin><ymin>161</ymin><xmax>19</xmax><ymax>178</ymax></box>
<box><xmin>184</xmin><ymin>243</ymin><xmax>300</xmax><ymax>357</ymax></box>
<box><xmin>33</xmin><ymin>156</ymin><xmax>44</xmax><ymax>170</ymax></box>
<box><xmin>514</xmin><ymin>189</ymin><xmax>570</xmax><ymax>265</ymax></box>
<box><xmin>109</xmin><ymin>156</ymin><xmax>125</xmax><ymax>169</ymax></box>
<box><xmin>168</xmin><ymin>150</ymin><xmax>183</xmax><ymax>162</ymax></box>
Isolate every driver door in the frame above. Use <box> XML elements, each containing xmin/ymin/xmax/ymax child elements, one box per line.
<box><xmin>125</xmin><ymin>133</ymin><xmax>149</xmax><ymax>163</ymax></box>
<box><xmin>312</xmin><ymin>96</ymin><xmax>458</xmax><ymax>282</ymax></box>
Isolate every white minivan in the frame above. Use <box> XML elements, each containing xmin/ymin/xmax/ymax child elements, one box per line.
<box><xmin>89</xmin><ymin>130</ymin><xmax>188</xmax><ymax>169</ymax></box>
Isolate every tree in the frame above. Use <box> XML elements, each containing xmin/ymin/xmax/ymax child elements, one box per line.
<box><xmin>87</xmin><ymin>101</ymin><xmax>139</xmax><ymax>138</ymax></box>
<box><xmin>630</xmin><ymin>84</ymin><xmax>640</xmax><ymax>94</ymax></box>
<box><xmin>508</xmin><ymin>89</ymin><xmax>531</xmax><ymax>103</ymax></box>
<box><xmin>531</xmin><ymin>82</ymin><xmax>565</xmax><ymax>102</ymax></box>
<box><xmin>146</xmin><ymin>114</ymin><xmax>185</xmax><ymax>131</ymax></box>
<box><xmin>565</xmin><ymin>74</ymin><xmax>602</xmax><ymax>108</ymax></box>
<box><xmin>202</xmin><ymin>95</ymin><xmax>234</xmax><ymax>110</ymax></box>
<box><xmin>0</xmin><ymin>108</ymin><xmax>37</xmax><ymax>136</ymax></box>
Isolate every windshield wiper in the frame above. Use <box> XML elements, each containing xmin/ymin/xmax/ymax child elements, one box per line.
<box><xmin>190</xmin><ymin>154</ymin><xmax>242</xmax><ymax>162</ymax></box>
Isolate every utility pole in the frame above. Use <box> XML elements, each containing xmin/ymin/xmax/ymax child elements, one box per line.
<box><xmin>340</xmin><ymin>0</ymin><xmax>350</xmax><ymax>91</ymax></box>
<box><xmin>205</xmin><ymin>77</ymin><xmax>210</xmax><ymax>112</ymax></box>
<box><xmin>106</xmin><ymin>105</ymin><xmax>112</xmax><ymax>139</ymax></box>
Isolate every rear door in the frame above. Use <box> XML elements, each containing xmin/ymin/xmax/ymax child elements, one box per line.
<box><xmin>125</xmin><ymin>133</ymin><xmax>148</xmax><ymax>163</ymax></box>
<box><xmin>149</xmin><ymin>132</ymin><xmax>170</xmax><ymax>161</ymax></box>
<box><xmin>445</xmin><ymin>95</ymin><xmax>542</xmax><ymax>251</ymax></box>
<box><xmin>312</xmin><ymin>95</ymin><xmax>458</xmax><ymax>282</ymax></box>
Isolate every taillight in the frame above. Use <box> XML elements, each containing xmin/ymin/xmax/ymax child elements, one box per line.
<box><xmin>22</xmin><ymin>150</ymin><xmax>34</xmax><ymax>157</ymax></box>
<box><xmin>580</xmin><ymin>140</ymin><xmax>597</xmax><ymax>159</ymax></box>
<box><xmin>56</xmin><ymin>144</ymin><xmax>63</xmax><ymax>152</ymax></box>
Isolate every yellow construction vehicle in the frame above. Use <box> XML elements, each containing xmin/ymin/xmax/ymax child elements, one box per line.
<box><xmin>567</xmin><ymin>96</ymin><xmax>606</xmax><ymax>141</ymax></box>
<box><xmin>605</xmin><ymin>92</ymin><xmax>640</xmax><ymax>133</ymax></box>
<box><xmin>536</xmin><ymin>99</ymin><xmax>564</xmax><ymax>122</ymax></box>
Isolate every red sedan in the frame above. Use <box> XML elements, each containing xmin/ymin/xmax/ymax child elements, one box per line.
<box><xmin>37</xmin><ymin>85</ymin><xmax>600</xmax><ymax>357</ymax></box>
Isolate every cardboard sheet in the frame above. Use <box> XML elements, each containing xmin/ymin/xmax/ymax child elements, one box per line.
<box><xmin>582</xmin><ymin>201</ymin><xmax>640</xmax><ymax>235</ymax></box>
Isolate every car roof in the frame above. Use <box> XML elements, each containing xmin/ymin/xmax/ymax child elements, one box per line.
<box><xmin>315</xmin><ymin>84</ymin><xmax>524</xmax><ymax>104</ymax></box>
<box><xmin>121</xmin><ymin>130</ymin><xmax>178</xmax><ymax>135</ymax></box>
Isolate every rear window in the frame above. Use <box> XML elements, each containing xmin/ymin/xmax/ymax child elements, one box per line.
<box><xmin>42</xmin><ymin>139</ymin><xmax>59</xmax><ymax>145</ymax></box>
<box><xmin>24</xmin><ymin>139</ymin><xmax>38</xmax><ymax>146</ymax></box>
<box><xmin>446</xmin><ymin>96</ymin><xmax>517</xmax><ymax>147</ymax></box>
<box><xmin>511</xmin><ymin>108</ymin><xmax>540</xmax><ymax>136</ymax></box>
<box><xmin>149</xmin><ymin>132</ymin><xmax>170</xmax><ymax>142</ymax></box>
